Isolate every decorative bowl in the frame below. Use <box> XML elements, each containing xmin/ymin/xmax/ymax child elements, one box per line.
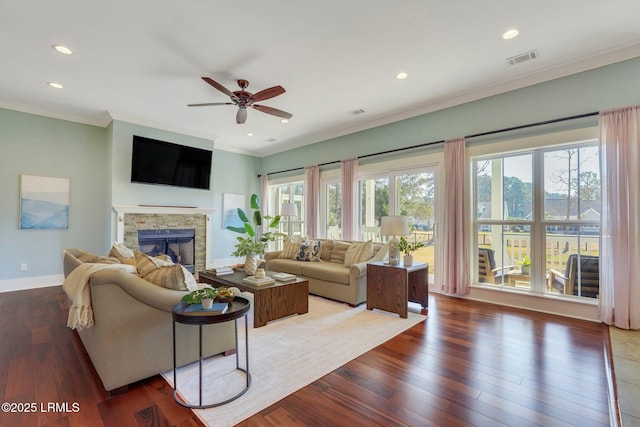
<box><xmin>215</xmin><ymin>294</ymin><xmax>234</xmax><ymax>303</ymax></box>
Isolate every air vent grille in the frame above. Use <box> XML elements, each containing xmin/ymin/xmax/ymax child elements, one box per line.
<box><xmin>506</xmin><ymin>50</ymin><xmax>539</xmax><ymax>66</ymax></box>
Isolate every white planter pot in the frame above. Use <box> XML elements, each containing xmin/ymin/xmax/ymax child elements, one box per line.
<box><xmin>201</xmin><ymin>298</ymin><xmax>213</xmax><ymax>309</ymax></box>
<box><xmin>245</xmin><ymin>253</ymin><xmax>259</xmax><ymax>276</ymax></box>
<box><xmin>404</xmin><ymin>255</ymin><xmax>414</xmax><ymax>266</ymax></box>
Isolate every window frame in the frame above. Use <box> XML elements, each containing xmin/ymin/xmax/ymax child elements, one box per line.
<box><xmin>469</xmin><ymin>127</ymin><xmax>600</xmax><ymax>300</ymax></box>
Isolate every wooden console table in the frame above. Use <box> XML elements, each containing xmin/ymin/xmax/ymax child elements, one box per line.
<box><xmin>366</xmin><ymin>261</ymin><xmax>429</xmax><ymax>318</ymax></box>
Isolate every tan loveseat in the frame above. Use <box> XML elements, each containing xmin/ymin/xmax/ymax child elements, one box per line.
<box><xmin>63</xmin><ymin>248</ymin><xmax>235</xmax><ymax>394</ymax></box>
<box><xmin>264</xmin><ymin>239</ymin><xmax>388</xmax><ymax>306</ymax></box>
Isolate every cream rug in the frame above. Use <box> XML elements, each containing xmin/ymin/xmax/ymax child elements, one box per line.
<box><xmin>162</xmin><ymin>294</ymin><xmax>426</xmax><ymax>427</ymax></box>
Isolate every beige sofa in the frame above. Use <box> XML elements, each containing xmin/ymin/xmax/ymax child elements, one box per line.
<box><xmin>264</xmin><ymin>239</ymin><xmax>387</xmax><ymax>306</ymax></box>
<box><xmin>63</xmin><ymin>248</ymin><xmax>236</xmax><ymax>394</ymax></box>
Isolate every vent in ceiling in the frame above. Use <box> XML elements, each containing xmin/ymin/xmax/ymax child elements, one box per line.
<box><xmin>506</xmin><ymin>50</ymin><xmax>539</xmax><ymax>66</ymax></box>
<box><xmin>349</xmin><ymin>108</ymin><xmax>366</xmax><ymax>115</ymax></box>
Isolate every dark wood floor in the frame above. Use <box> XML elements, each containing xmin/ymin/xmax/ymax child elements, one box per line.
<box><xmin>0</xmin><ymin>286</ymin><xmax>613</xmax><ymax>426</ymax></box>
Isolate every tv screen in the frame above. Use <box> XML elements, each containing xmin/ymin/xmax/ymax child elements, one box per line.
<box><xmin>130</xmin><ymin>136</ymin><xmax>212</xmax><ymax>190</ymax></box>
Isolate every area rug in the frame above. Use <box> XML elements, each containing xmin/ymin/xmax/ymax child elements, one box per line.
<box><xmin>162</xmin><ymin>295</ymin><xmax>426</xmax><ymax>427</ymax></box>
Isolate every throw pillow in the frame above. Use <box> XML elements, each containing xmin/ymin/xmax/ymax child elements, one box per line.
<box><xmin>344</xmin><ymin>240</ymin><xmax>374</xmax><ymax>267</ymax></box>
<box><xmin>295</xmin><ymin>239</ymin><xmax>321</xmax><ymax>262</ymax></box>
<box><xmin>330</xmin><ymin>241</ymin><xmax>351</xmax><ymax>264</ymax></box>
<box><xmin>319</xmin><ymin>239</ymin><xmax>334</xmax><ymax>261</ymax></box>
<box><xmin>279</xmin><ymin>237</ymin><xmax>305</xmax><ymax>259</ymax></box>
<box><xmin>143</xmin><ymin>264</ymin><xmax>198</xmax><ymax>291</ymax></box>
<box><xmin>134</xmin><ymin>251</ymin><xmax>174</xmax><ymax>277</ymax></box>
<box><xmin>109</xmin><ymin>242</ymin><xmax>135</xmax><ymax>259</ymax></box>
<box><xmin>78</xmin><ymin>253</ymin><xmax>120</xmax><ymax>264</ymax></box>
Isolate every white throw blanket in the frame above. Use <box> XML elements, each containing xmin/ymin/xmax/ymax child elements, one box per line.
<box><xmin>62</xmin><ymin>263</ymin><xmax>136</xmax><ymax>330</ymax></box>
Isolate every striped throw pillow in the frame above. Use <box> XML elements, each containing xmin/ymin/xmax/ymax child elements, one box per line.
<box><xmin>344</xmin><ymin>240</ymin><xmax>373</xmax><ymax>267</ymax></box>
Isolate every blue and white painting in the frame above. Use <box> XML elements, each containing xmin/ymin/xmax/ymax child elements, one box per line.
<box><xmin>20</xmin><ymin>175</ymin><xmax>69</xmax><ymax>229</ymax></box>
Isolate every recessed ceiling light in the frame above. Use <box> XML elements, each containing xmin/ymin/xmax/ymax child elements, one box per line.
<box><xmin>280</xmin><ymin>119</ymin><xmax>289</xmax><ymax>124</ymax></box>
<box><xmin>47</xmin><ymin>82</ymin><xmax>64</xmax><ymax>89</ymax></box>
<box><xmin>52</xmin><ymin>44</ymin><xmax>73</xmax><ymax>55</ymax></box>
<box><xmin>396</xmin><ymin>72</ymin><xmax>408</xmax><ymax>80</ymax></box>
<box><xmin>502</xmin><ymin>29</ymin><xmax>519</xmax><ymax>40</ymax></box>
<box><xmin>247</xmin><ymin>133</ymin><xmax>254</xmax><ymax>137</ymax></box>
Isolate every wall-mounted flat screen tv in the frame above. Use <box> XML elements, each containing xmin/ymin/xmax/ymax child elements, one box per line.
<box><xmin>130</xmin><ymin>135</ymin><xmax>212</xmax><ymax>190</ymax></box>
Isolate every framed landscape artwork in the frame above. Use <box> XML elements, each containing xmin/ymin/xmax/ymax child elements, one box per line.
<box><xmin>20</xmin><ymin>174</ymin><xmax>70</xmax><ymax>229</ymax></box>
<box><xmin>223</xmin><ymin>193</ymin><xmax>245</xmax><ymax>229</ymax></box>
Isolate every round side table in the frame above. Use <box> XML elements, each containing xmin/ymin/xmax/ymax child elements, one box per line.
<box><xmin>172</xmin><ymin>296</ymin><xmax>251</xmax><ymax>408</ymax></box>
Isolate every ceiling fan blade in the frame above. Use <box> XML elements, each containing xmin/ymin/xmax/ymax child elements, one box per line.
<box><xmin>252</xmin><ymin>85</ymin><xmax>286</xmax><ymax>102</ymax></box>
<box><xmin>202</xmin><ymin>77</ymin><xmax>234</xmax><ymax>97</ymax></box>
<box><xmin>187</xmin><ymin>102</ymin><xmax>234</xmax><ymax>107</ymax></box>
<box><xmin>236</xmin><ymin>108</ymin><xmax>247</xmax><ymax>124</ymax></box>
<box><xmin>253</xmin><ymin>104</ymin><xmax>293</xmax><ymax>119</ymax></box>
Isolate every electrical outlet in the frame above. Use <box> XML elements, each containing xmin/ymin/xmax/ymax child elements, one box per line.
<box><xmin>20</xmin><ymin>263</ymin><xmax>28</xmax><ymax>271</ymax></box>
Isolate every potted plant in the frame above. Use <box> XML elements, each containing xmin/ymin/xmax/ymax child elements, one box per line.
<box><xmin>181</xmin><ymin>286</ymin><xmax>218</xmax><ymax>309</ymax></box>
<box><xmin>517</xmin><ymin>255</ymin><xmax>531</xmax><ymax>275</ymax></box>
<box><xmin>226</xmin><ymin>194</ymin><xmax>284</xmax><ymax>275</ymax></box>
<box><xmin>397</xmin><ymin>237</ymin><xmax>425</xmax><ymax>266</ymax></box>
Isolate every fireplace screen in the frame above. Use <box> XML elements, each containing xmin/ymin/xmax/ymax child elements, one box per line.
<box><xmin>137</xmin><ymin>228</ymin><xmax>195</xmax><ymax>273</ymax></box>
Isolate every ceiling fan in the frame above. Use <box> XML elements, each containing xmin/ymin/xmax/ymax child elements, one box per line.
<box><xmin>188</xmin><ymin>77</ymin><xmax>293</xmax><ymax>124</ymax></box>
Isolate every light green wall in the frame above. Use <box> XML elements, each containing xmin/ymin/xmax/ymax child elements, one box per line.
<box><xmin>260</xmin><ymin>57</ymin><xmax>640</xmax><ymax>174</ymax></box>
<box><xmin>0</xmin><ymin>112</ymin><xmax>260</xmax><ymax>285</ymax></box>
<box><xmin>110</xmin><ymin>120</ymin><xmax>217</xmax><ymax>209</ymax></box>
<box><xmin>211</xmin><ymin>150</ymin><xmax>261</xmax><ymax>259</ymax></box>
<box><xmin>3</xmin><ymin>55</ymin><xmax>639</xmax><ymax>286</ymax></box>
<box><xmin>0</xmin><ymin>108</ymin><xmax>109</xmax><ymax>282</ymax></box>
<box><xmin>108</xmin><ymin>120</ymin><xmax>260</xmax><ymax>262</ymax></box>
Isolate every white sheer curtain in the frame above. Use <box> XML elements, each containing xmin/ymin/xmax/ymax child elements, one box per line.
<box><xmin>436</xmin><ymin>138</ymin><xmax>470</xmax><ymax>295</ymax></box>
<box><xmin>341</xmin><ymin>158</ymin><xmax>358</xmax><ymax>241</ymax></box>
<box><xmin>305</xmin><ymin>165</ymin><xmax>319</xmax><ymax>237</ymax></box>
<box><xmin>599</xmin><ymin>105</ymin><xmax>640</xmax><ymax>329</ymax></box>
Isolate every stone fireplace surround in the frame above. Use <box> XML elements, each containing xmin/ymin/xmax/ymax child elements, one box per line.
<box><xmin>113</xmin><ymin>206</ymin><xmax>214</xmax><ymax>272</ymax></box>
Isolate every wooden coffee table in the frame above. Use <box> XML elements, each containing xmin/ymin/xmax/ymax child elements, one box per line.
<box><xmin>198</xmin><ymin>270</ymin><xmax>309</xmax><ymax>327</ymax></box>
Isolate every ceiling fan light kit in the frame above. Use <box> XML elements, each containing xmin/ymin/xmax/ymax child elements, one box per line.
<box><xmin>188</xmin><ymin>77</ymin><xmax>293</xmax><ymax>124</ymax></box>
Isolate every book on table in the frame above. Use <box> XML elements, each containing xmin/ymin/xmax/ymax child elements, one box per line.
<box><xmin>242</xmin><ymin>276</ymin><xmax>276</xmax><ymax>286</ymax></box>
<box><xmin>208</xmin><ymin>266</ymin><xmax>234</xmax><ymax>276</ymax></box>
<box><xmin>184</xmin><ymin>302</ymin><xmax>228</xmax><ymax>314</ymax></box>
<box><xmin>272</xmin><ymin>272</ymin><xmax>297</xmax><ymax>282</ymax></box>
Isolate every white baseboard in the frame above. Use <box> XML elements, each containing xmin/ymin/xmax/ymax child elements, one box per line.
<box><xmin>0</xmin><ymin>274</ymin><xmax>64</xmax><ymax>293</ymax></box>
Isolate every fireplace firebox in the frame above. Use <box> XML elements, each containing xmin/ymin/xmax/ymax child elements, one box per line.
<box><xmin>137</xmin><ymin>228</ymin><xmax>195</xmax><ymax>273</ymax></box>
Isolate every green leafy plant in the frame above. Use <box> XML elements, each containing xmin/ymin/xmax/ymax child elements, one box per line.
<box><xmin>226</xmin><ymin>194</ymin><xmax>284</xmax><ymax>256</ymax></box>
<box><xmin>517</xmin><ymin>255</ymin><xmax>531</xmax><ymax>266</ymax></box>
<box><xmin>397</xmin><ymin>236</ymin><xmax>425</xmax><ymax>256</ymax></box>
<box><xmin>181</xmin><ymin>287</ymin><xmax>218</xmax><ymax>304</ymax></box>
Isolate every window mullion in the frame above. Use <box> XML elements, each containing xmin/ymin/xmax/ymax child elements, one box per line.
<box><xmin>532</xmin><ymin>150</ymin><xmax>546</xmax><ymax>293</ymax></box>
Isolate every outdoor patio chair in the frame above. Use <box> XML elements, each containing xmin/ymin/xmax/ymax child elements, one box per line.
<box><xmin>478</xmin><ymin>248</ymin><xmax>514</xmax><ymax>283</ymax></box>
<box><xmin>549</xmin><ymin>254</ymin><xmax>599</xmax><ymax>298</ymax></box>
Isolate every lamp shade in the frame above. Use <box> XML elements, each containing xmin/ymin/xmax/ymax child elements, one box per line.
<box><xmin>380</xmin><ymin>216</ymin><xmax>409</xmax><ymax>236</ymax></box>
<box><xmin>281</xmin><ymin>202</ymin><xmax>298</xmax><ymax>217</ymax></box>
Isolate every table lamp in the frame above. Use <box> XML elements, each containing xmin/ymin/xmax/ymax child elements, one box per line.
<box><xmin>380</xmin><ymin>216</ymin><xmax>409</xmax><ymax>265</ymax></box>
<box><xmin>281</xmin><ymin>203</ymin><xmax>298</xmax><ymax>237</ymax></box>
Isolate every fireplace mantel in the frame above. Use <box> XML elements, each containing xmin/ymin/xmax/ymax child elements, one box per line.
<box><xmin>113</xmin><ymin>205</ymin><xmax>215</xmax><ymax>270</ymax></box>
<box><xmin>113</xmin><ymin>205</ymin><xmax>214</xmax><ymax>217</ymax></box>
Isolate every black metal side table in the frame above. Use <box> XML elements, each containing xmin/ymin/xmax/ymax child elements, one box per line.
<box><xmin>172</xmin><ymin>296</ymin><xmax>251</xmax><ymax>408</ymax></box>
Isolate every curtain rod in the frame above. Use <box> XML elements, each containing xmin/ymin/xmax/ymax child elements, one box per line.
<box><xmin>257</xmin><ymin>110</ymin><xmax>599</xmax><ymax>177</ymax></box>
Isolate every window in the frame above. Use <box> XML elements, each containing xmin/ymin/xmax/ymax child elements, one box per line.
<box><xmin>358</xmin><ymin>169</ymin><xmax>437</xmax><ymax>271</ymax></box>
<box><xmin>325</xmin><ymin>181</ymin><xmax>342</xmax><ymax>239</ymax></box>
<box><xmin>473</xmin><ymin>139</ymin><xmax>600</xmax><ymax>299</ymax></box>
<box><xmin>268</xmin><ymin>181</ymin><xmax>304</xmax><ymax>248</ymax></box>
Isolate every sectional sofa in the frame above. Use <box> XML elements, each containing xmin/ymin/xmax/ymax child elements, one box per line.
<box><xmin>62</xmin><ymin>248</ymin><xmax>235</xmax><ymax>394</ymax></box>
<box><xmin>264</xmin><ymin>239</ymin><xmax>388</xmax><ymax>306</ymax></box>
